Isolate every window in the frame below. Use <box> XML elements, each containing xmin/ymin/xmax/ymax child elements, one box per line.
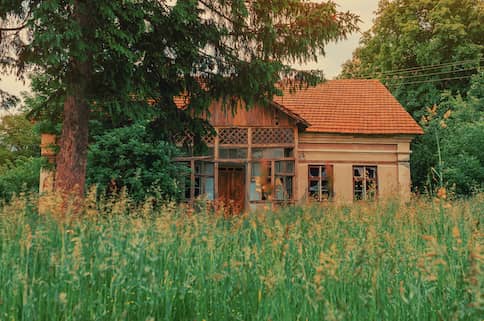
<box><xmin>308</xmin><ymin>165</ymin><xmax>333</xmax><ymax>201</ymax></box>
<box><xmin>274</xmin><ymin>161</ymin><xmax>294</xmax><ymax>201</ymax></box>
<box><xmin>250</xmin><ymin>160</ymin><xmax>294</xmax><ymax>202</ymax></box>
<box><xmin>250</xmin><ymin>161</ymin><xmax>272</xmax><ymax>201</ymax></box>
<box><xmin>194</xmin><ymin>161</ymin><xmax>214</xmax><ymax>200</ymax></box>
<box><xmin>353</xmin><ymin>166</ymin><xmax>377</xmax><ymax>200</ymax></box>
<box><xmin>252</xmin><ymin>148</ymin><xmax>293</xmax><ymax>159</ymax></box>
<box><xmin>219</xmin><ymin>148</ymin><xmax>247</xmax><ymax>159</ymax></box>
<box><xmin>181</xmin><ymin>161</ymin><xmax>214</xmax><ymax>201</ymax></box>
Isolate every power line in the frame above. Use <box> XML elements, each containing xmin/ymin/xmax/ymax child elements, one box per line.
<box><xmin>367</xmin><ymin>58</ymin><xmax>482</xmax><ymax>76</ymax></box>
<box><xmin>381</xmin><ymin>66</ymin><xmax>478</xmax><ymax>81</ymax></box>
<box><xmin>388</xmin><ymin>74</ymin><xmax>474</xmax><ymax>86</ymax></box>
<box><xmin>354</xmin><ymin>58</ymin><xmax>483</xmax><ymax>79</ymax></box>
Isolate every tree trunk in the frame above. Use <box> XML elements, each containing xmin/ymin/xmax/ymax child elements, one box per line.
<box><xmin>54</xmin><ymin>0</ymin><xmax>91</xmax><ymax>205</ymax></box>
<box><xmin>54</xmin><ymin>92</ymin><xmax>89</xmax><ymax>199</ymax></box>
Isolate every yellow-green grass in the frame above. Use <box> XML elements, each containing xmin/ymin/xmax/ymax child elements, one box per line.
<box><xmin>0</xmin><ymin>195</ymin><xmax>482</xmax><ymax>321</ymax></box>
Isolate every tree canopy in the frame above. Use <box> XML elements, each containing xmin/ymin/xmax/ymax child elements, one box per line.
<box><xmin>340</xmin><ymin>0</ymin><xmax>483</xmax><ymax>118</ymax></box>
<box><xmin>0</xmin><ymin>0</ymin><xmax>359</xmax><ymax>200</ymax></box>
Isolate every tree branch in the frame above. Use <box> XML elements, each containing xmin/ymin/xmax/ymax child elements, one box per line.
<box><xmin>0</xmin><ymin>23</ymin><xmax>28</xmax><ymax>32</ymax></box>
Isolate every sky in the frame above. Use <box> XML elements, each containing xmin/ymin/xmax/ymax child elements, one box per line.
<box><xmin>0</xmin><ymin>0</ymin><xmax>379</xmax><ymax>109</ymax></box>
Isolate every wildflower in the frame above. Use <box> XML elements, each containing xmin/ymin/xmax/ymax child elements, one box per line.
<box><xmin>436</xmin><ymin>187</ymin><xmax>447</xmax><ymax>200</ymax></box>
<box><xmin>422</xmin><ymin>235</ymin><xmax>436</xmax><ymax>242</ymax></box>
<box><xmin>440</xmin><ymin>120</ymin><xmax>447</xmax><ymax>128</ymax></box>
<box><xmin>452</xmin><ymin>226</ymin><xmax>460</xmax><ymax>239</ymax></box>
<box><xmin>59</xmin><ymin>292</ymin><xmax>67</xmax><ymax>305</ymax></box>
<box><xmin>443</xmin><ymin>109</ymin><xmax>451</xmax><ymax>119</ymax></box>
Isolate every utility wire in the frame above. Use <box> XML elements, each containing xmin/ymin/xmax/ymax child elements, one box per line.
<box><xmin>388</xmin><ymin>74</ymin><xmax>474</xmax><ymax>86</ymax></box>
<box><xmin>353</xmin><ymin>58</ymin><xmax>483</xmax><ymax>79</ymax></box>
<box><xmin>381</xmin><ymin>66</ymin><xmax>478</xmax><ymax>81</ymax></box>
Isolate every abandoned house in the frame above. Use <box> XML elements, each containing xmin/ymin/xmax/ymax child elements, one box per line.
<box><xmin>175</xmin><ymin>79</ymin><xmax>423</xmax><ymax>212</ymax></box>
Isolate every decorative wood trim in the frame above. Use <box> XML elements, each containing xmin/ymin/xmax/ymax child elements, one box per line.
<box><xmin>293</xmin><ymin>127</ymin><xmax>299</xmax><ymax>203</ymax></box>
<box><xmin>173</xmin><ymin>156</ymin><xmax>212</xmax><ymax>161</ymax></box>
<box><xmin>299</xmin><ymin>149</ymin><xmax>398</xmax><ymax>154</ymax></box>
<box><xmin>214</xmin><ymin>162</ymin><xmax>219</xmax><ymax>199</ymax></box>
<box><xmin>299</xmin><ymin>160</ymin><xmax>398</xmax><ymax>165</ymax></box>
<box><xmin>190</xmin><ymin>159</ymin><xmax>195</xmax><ymax>200</ymax></box>
<box><xmin>252</xmin><ymin>143</ymin><xmax>295</xmax><ymax>148</ymax></box>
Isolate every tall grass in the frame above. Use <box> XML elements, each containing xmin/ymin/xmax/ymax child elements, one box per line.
<box><xmin>0</xmin><ymin>194</ymin><xmax>482</xmax><ymax>321</ymax></box>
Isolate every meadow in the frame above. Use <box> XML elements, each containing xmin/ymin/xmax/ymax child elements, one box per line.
<box><xmin>0</xmin><ymin>194</ymin><xmax>482</xmax><ymax>321</ymax></box>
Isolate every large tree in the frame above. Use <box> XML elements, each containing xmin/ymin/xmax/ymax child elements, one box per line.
<box><xmin>340</xmin><ymin>0</ymin><xmax>483</xmax><ymax>118</ymax></box>
<box><xmin>1</xmin><ymin>0</ymin><xmax>359</xmax><ymax>200</ymax></box>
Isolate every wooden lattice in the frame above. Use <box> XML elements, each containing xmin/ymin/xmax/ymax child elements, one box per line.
<box><xmin>219</xmin><ymin>128</ymin><xmax>248</xmax><ymax>145</ymax></box>
<box><xmin>202</xmin><ymin>134</ymin><xmax>215</xmax><ymax>145</ymax></box>
<box><xmin>252</xmin><ymin>128</ymin><xmax>294</xmax><ymax>145</ymax></box>
<box><xmin>174</xmin><ymin>129</ymin><xmax>194</xmax><ymax>147</ymax></box>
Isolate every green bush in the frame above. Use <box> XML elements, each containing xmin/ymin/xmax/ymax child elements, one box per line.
<box><xmin>0</xmin><ymin>157</ymin><xmax>41</xmax><ymax>200</ymax></box>
<box><xmin>412</xmin><ymin>73</ymin><xmax>484</xmax><ymax>196</ymax></box>
<box><xmin>87</xmin><ymin>122</ymin><xmax>187</xmax><ymax>202</ymax></box>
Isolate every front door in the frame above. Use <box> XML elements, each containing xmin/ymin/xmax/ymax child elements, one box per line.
<box><xmin>218</xmin><ymin>165</ymin><xmax>245</xmax><ymax>214</ymax></box>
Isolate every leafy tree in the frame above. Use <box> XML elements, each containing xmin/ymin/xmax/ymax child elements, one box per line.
<box><xmin>1</xmin><ymin>1</ymin><xmax>359</xmax><ymax>202</ymax></box>
<box><xmin>86</xmin><ymin>122</ymin><xmax>187</xmax><ymax>202</ymax></box>
<box><xmin>340</xmin><ymin>0</ymin><xmax>483</xmax><ymax>118</ymax></box>
<box><xmin>0</xmin><ymin>113</ymin><xmax>39</xmax><ymax>165</ymax></box>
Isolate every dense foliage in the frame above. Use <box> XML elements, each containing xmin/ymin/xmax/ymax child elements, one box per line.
<box><xmin>1</xmin><ymin>195</ymin><xmax>482</xmax><ymax>320</ymax></box>
<box><xmin>0</xmin><ymin>113</ymin><xmax>39</xmax><ymax>164</ymax></box>
<box><xmin>412</xmin><ymin>72</ymin><xmax>484</xmax><ymax>195</ymax></box>
<box><xmin>0</xmin><ymin>113</ymin><xmax>41</xmax><ymax>200</ymax></box>
<box><xmin>340</xmin><ymin>0</ymin><xmax>483</xmax><ymax>195</ymax></box>
<box><xmin>0</xmin><ymin>156</ymin><xmax>41</xmax><ymax>200</ymax></box>
<box><xmin>87</xmin><ymin>122</ymin><xmax>187</xmax><ymax>202</ymax></box>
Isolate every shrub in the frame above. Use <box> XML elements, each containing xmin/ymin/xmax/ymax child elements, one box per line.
<box><xmin>0</xmin><ymin>156</ymin><xmax>41</xmax><ymax>200</ymax></box>
<box><xmin>87</xmin><ymin>122</ymin><xmax>187</xmax><ymax>202</ymax></box>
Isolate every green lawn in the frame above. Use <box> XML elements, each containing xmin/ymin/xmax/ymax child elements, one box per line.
<box><xmin>0</xmin><ymin>195</ymin><xmax>482</xmax><ymax>321</ymax></box>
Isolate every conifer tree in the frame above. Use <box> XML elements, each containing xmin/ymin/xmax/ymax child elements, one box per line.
<box><xmin>1</xmin><ymin>0</ymin><xmax>359</xmax><ymax>200</ymax></box>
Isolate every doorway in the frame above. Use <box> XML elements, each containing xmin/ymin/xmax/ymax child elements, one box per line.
<box><xmin>218</xmin><ymin>164</ymin><xmax>246</xmax><ymax>214</ymax></box>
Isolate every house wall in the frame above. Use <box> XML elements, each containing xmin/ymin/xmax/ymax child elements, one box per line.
<box><xmin>204</xmin><ymin>100</ymin><xmax>296</xmax><ymax>127</ymax></box>
<box><xmin>296</xmin><ymin>132</ymin><xmax>414</xmax><ymax>203</ymax></box>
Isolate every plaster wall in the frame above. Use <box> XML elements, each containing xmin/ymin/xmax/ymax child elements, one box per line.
<box><xmin>295</xmin><ymin>133</ymin><xmax>414</xmax><ymax>203</ymax></box>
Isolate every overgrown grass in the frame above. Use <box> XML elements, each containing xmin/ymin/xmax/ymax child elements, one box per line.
<box><xmin>0</xmin><ymin>194</ymin><xmax>482</xmax><ymax>321</ymax></box>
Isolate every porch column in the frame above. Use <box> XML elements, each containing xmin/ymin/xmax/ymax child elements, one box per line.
<box><xmin>39</xmin><ymin>133</ymin><xmax>56</xmax><ymax>194</ymax></box>
<box><xmin>39</xmin><ymin>133</ymin><xmax>56</xmax><ymax>214</ymax></box>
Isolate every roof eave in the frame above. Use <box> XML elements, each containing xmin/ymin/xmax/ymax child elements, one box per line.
<box><xmin>270</xmin><ymin>100</ymin><xmax>311</xmax><ymax>128</ymax></box>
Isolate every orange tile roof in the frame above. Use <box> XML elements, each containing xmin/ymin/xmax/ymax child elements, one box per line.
<box><xmin>273</xmin><ymin>79</ymin><xmax>423</xmax><ymax>135</ymax></box>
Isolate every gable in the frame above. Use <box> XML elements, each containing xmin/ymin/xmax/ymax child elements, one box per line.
<box><xmin>175</xmin><ymin>97</ymin><xmax>308</xmax><ymax>128</ymax></box>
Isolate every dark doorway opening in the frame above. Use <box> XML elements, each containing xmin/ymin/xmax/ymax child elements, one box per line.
<box><xmin>218</xmin><ymin>164</ymin><xmax>246</xmax><ymax>214</ymax></box>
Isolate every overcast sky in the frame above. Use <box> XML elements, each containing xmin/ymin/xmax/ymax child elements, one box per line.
<box><xmin>0</xmin><ymin>0</ymin><xmax>378</xmax><ymax>105</ymax></box>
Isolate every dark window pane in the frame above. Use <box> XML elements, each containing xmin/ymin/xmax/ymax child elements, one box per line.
<box><xmin>252</xmin><ymin>148</ymin><xmax>284</xmax><ymax>159</ymax></box>
<box><xmin>309</xmin><ymin>167</ymin><xmax>320</xmax><ymax>177</ymax></box>
<box><xmin>219</xmin><ymin>148</ymin><xmax>247</xmax><ymax>159</ymax></box>
<box><xmin>184</xmin><ymin>177</ymin><xmax>191</xmax><ymax>199</ymax></box>
<box><xmin>354</xmin><ymin>167</ymin><xmax>363</xmax><ymax>177</ymax></box>
<box><xmin>275</xmin><ymin>160</ymin><xmax>294</xmax><ymax>174</ymax></box>
<box><xmin>366</xmin><ymin>167</ymin><xmax>377</xmax><ymax>179</ymax></box>
<box><xmin>284</xmin><ymin>148</ymin><xmax>294</xmax><ymax>157</ymax></box>
<box><xmin>195</xmin><ymin>161</ymin><xmax>214</xmax><ymax>175</ymax></box>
